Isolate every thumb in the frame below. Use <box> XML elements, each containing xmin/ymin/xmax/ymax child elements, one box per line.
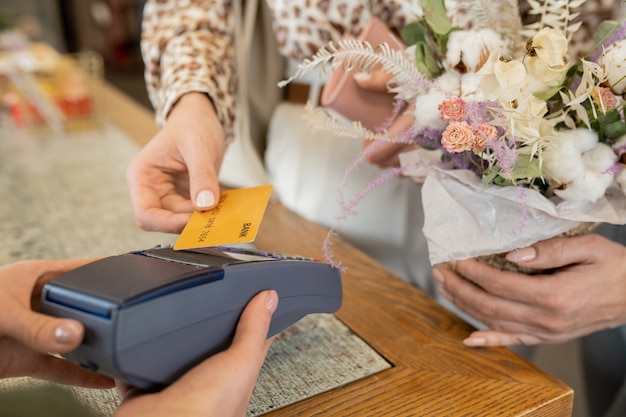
<box><xmin>194</xmin><ymin>185</ymin><xmax>221</xmax><ymax>211</ymax></box>
<box><xmin>231</xmin><ymin>290</ymin><xmax>279</xmax><ymax>351</ymax></box>
<box><xmin>186</xmin><ymin>145</ymin><xmax>224</xmax><ymax>212</ymax></box>
<box><xmin>353</xmin><ymin>69</ymin><xmax>393</xmax><ymax>92</ymax></box>
<box><xmin>505</xmin><ymin>235</ymin><xmax>597</xmax><ymax>269</ymax></box>
<box><xmin>11</xmin><ymin>311</ymin><xmax>84</xmax><ymax>354</ymax></box>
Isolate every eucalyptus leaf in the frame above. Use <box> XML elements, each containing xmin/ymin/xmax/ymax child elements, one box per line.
<box><xmin>511</xmin><ymin>156</ymin><xmax>542</xmax><ymax>180</ymax></box>
<box><xmin>604</xmin><ymin>121</ymin><xmax>626</xmax><ymax>140</ymax></box>
<box><xmin>597</xmin><ymin>108</ymin><xmax>622</xmax><ymax>126</ymax></box>
<box><xmin>433</xmin><ymin>26</ymin><xmax>459</xmax><ymax>55</ymax></box>
<box><xmin>414</xmin><ymin>42</ymin><xmax>441</xmax><ymax>79</ymax></box>
<box><xmin>424</xmin><ymin>48</ymin><xmax>442</xmax><ymax>78</ymax></box>
<box><xmin>593</xmin><ymin>20</ymin><xmax>618</xmax><ymax>46</ymax></box>
<box><xmin>493</xmin><ymin>175</ymin><xmax>514</xmax><ymax>187</ymax></box>
<box><xmin>482</xmin><ymin>169</ymin><xmax>500</xmax><ymax>185</ymax></box>
<box><xmin>401</xmin><ymin>21</ymin><xmax>428</xmax><ymax>46</ymax></box>
<box><xmin>533</xmin><ymin>86</ymin><xmax>562</xmax><ymax>101</ymax></box>
<box><xmin>419</xmin><ymin>0</ymin><xmax>452</xmax><ymax>35</ymax></box>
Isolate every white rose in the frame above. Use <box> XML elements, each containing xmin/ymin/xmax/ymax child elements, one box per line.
<box><xmin>509</xmin><ymin>93</ymin><xmax>548</xmax><ymax>141</ymax></box>
<box><xmin>599</xmin><ymin>39</ymin><xmax>626</xmax><ymax>94</ymax></box>
<box><xmin>478</xmin><ymin>53</ymin><xmax>527</xmax><ymax>102</ymax></box>
<box><xmin>525</xmin><ymin>28</ymin><xmax>569</xmax><ymax>86</ymax></box>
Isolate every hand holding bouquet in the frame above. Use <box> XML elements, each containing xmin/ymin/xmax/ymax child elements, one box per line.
<box><xmin>281</xmin><ymin>0</ymin><xmax>626</xmax><ymax>268</ymax></box>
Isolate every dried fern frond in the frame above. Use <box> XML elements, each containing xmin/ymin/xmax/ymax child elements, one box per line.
<box><xmin>522</xmin><ymin>0</ymin><xmax>588</xmax><ymax>40</ymax></box>
<box><xmin>304</xmin><ymin>103</ymin><xmax>415</xmax><ymax>143</ymax></box>
<box><xmin>461</xmin><ymin>0</ymin><xmax>498</xmax><ymax>30</ymax></box>
<box><xmin>454</xmin><ymin>0</ymin><xmax>522</xmax><ymax>53</ymax></box>
<box><xmin>303</xmin><ymin>103</ymin><xmax>374</xmax><ymax>139</ymax></box>
<box><xmin>278</xmin><ymin>39</ymin><xmax>427</xmax><ymax>101</ymax></box>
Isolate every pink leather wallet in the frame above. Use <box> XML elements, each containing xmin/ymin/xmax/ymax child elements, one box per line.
<box><xmin>320</xmin><ymin>18</ymin><xmax>406</xmax><ymax>131</ymax></box>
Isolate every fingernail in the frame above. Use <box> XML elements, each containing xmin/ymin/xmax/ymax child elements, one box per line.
<box><xmin>54</xmin><ymin>322</ymin><xmax>81</xmax><ymax>345</ymax></box>
<box><xmin>265</xmin><ymin>290</ymin><xmax>279</xmax><ymax>313</ymax></box>
<box><xmin>433</xmin><ymin>268</ymin><xmax>445</xmax><ymax>284</ymax></box>
<box><xmin>196</xmin><ymin>190</ymin><xmax>215</xmax><ymax>208</ymax></box>
<box><xmin>463</xmin><ymin>337</ymin><xmax>486</xmax><ymax>347</ymax></box>
<box><xmin>353</xmin><ymin>72</ymin><xmax>371</xmax><ymax>82</ymax></box>
<box><xmin>506</xmin><ymin>247</ymin><xmax>536</xmax><ymax>263</ymax></box>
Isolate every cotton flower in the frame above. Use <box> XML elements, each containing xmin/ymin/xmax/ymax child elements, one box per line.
<box><xmin>549</xmin><ymin>128</ymin><xmax>598</xmax><ymax>154</ymax></box>
<box><xmin>542</xmin><ymin>141</ymin><xmax>586</xmax><ymax>184</ymax></box>
<box><xmin>598</xmin><ymin>39</ymin><xmax>626</xmax><ymax>94</ymax></box>
<box><xmin>553</xmin><ymin>143</ymin><xmax>617</xmax><ymax>202</ymax></box>
<box><xmin>554</xmin><ymin>169</ymin><xmax>613</xmax><ymax>202</ymax></box>
<box><xmin>542</xmin><ymin>129</ymin><xmax>599</xmax><ymax>185</ymax></box>
<box><xmin>613</xmin><ymin>134</ymin><xmax>626</xmax><ymax>160</ymax></box>
<box><xmin>460</xmin><ymin>72</ymin><xmax>487</xmax><ymax>100</ymax></box>
<box><xmin>446</xmin><ymin>29</ymin><xmax>508</xmax><ymax>74</ymax></box>
<box><xmin>413</xmin><ymin>71</ymin><xmax>467</xmax><ymax>131</ymax></box>
<box><xmin>544</xmin><ymin>129</ymin><xmax>616</xmax><ymax>202</ymax></box>
<box><xmin>413</xmin><ymin>91</ymin><xmax>449</xmax><ymax>131</ymax></box>
<box><xmin>615</xmin><ymin>135</ymin><xmax>626</xmax><ymax>197</ymax></box>
<box><xmin>433</xmin><ymin>71</ymin><xmax>462</xmax><ymax>96</ymax></box>
<box><xmin>616</xmin><ymin>169</ymin><xmax>626</xmax><ymax>196</ymax></box>
<box><xmin>525</xmin><ymin>28</ymin><xmax>570</xmax><ymax>86</ymax></box>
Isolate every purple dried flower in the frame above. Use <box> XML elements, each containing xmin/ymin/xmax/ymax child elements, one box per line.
<box><xmin>464</xmin><ymin>100</ymin><xmax>492</xmax><ymax>124</ymax></box>
<box><xmin>488</xmin><ymin>136</ymin><xmax>518</xmax><ymax>175</ymax></box>
<box><xmin>414</xmin><ymin>128</ymin><xmax>444</xmax><ymax>148</ymax></box>
<box><xmin>323</xmin><ymin>146</ymin><xmax>404</xmax><ymax>267</ymax></box>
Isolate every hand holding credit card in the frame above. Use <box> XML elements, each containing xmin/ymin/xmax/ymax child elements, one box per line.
<box><xmin>174</xmin><ymin>185</ymin><xmax>273</xmax><ymax>250</ymax></box>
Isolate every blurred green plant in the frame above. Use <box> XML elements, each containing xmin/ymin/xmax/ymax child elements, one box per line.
<box><xmin>0</xmin><ymin>10</ymin><xmax>10</xmax><ymax>31</ymax></box>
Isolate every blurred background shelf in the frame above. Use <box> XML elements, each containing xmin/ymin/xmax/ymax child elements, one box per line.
<box><xmin>0</xmin><ymin>0</ymin><xmax>150</xmax><ymax>110</ymax></box>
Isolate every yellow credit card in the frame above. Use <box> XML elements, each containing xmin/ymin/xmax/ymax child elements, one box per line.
<box><xmin>173</xmin><ymin>185</ymin><xmax>272</xmax><ymax>250</ymax></box>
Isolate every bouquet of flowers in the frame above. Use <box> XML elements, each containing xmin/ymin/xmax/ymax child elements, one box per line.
<box><xmin>280</xmin><ymin>0</ymin><xmax>626</xmax><ymax>269</ymax></box>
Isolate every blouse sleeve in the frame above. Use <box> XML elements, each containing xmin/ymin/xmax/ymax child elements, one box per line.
<box><xmin>141</xmin><ymin>0</ymin><xmax>237</xmax><ymax>140</ymax></box>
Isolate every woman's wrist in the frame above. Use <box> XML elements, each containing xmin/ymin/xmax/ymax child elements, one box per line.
<box><xmin>170</xmin><ymin>92</ymin><xmax>217</xmax><ymax>118</ymax></box>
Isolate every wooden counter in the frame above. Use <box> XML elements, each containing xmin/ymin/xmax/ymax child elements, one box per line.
<box><xmin>100</xmin><ymin>83</ymin><xmax>574</xmax><ymax>416</ymax></box>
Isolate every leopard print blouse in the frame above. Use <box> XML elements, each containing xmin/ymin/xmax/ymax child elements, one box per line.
<box><xmin>141</xmin><ymin>0</ymin><xmax>622</xmax><ymax>140</ymax></box>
